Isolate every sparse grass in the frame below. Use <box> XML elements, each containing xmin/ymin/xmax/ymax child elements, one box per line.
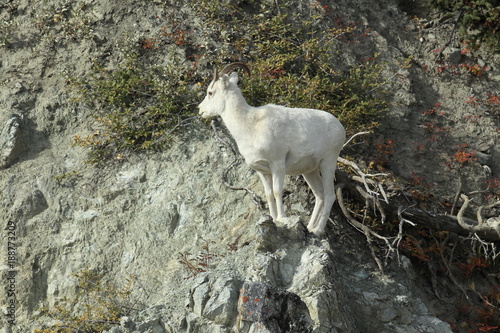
<box><xmin>34</xmin><ymin>268</ymin><xmax>135</xmax><ymax>333</ymax></box>
<box><xmin>0</xmin><ymin>19</ymin><xmax>18</xmax><ymax>47</ymax></box>
<box><xmin>32</xmin><ymin>0</ymin><xmax>95</xmax><ymax>43</ymax></box>
<box><xmin>200</xmin><ymin>0</ymin><xmax>399</xmax><ymax>135</ymax></box>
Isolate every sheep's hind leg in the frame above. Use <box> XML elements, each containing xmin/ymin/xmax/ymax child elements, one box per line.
<box><xmin>310</xmin><ymin>158</ymin><xmax>337</xmax><ymax>236</ymax></box>
<box><xmin>302</xmin><ymin>169</ymin><xmax>324</xmax><ymax>232</ymax></box>
<box><xmin>257</xmin><ymin>171</ymin><xmax>277</xmax><ymax>219</ymax></box>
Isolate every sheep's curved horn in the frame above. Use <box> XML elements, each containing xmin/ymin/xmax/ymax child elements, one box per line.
<box><xmin>220</xmin><ymin>62</ymin><xmax>251</xmax><ymax>76</ymax></box>
<box><xmin>213</xmin><ymin>67</ymin><xmax>219</xmax><ymax>82</ymax></box>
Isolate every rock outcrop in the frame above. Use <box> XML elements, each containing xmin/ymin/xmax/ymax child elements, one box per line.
<box><xmin>0</xmin><ymin>114</ymin><xmax>24</xmax><ymax>169</ymax></box>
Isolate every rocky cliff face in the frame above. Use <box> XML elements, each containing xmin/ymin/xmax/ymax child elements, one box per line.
<box><xmin>0</xmin><ymin>0</ymin><xmax>498</xmax><ymax>332</ymax></box>
<box><xmin>0</xmin><ymin>123</ymin><xmax>455</xmax><ymax>332</ymax></box>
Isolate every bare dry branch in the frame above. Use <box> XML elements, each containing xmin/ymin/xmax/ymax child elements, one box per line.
<box><xmin>343</xmin><ymin>131</ymin><xmax>371</xmax><ymax>149</ymax></box>
<box><xmin>457</xmin><ymin>194</ymin><xmax>500</xmax><ymax>239</ymax></box>
<box><xmin>336</xmin><ymin>183</ymin><xmax>395</xmax><ymax>271</ymax></box>
<box><xmin>393</xmin><ymin>206</ymin><xmax>417</xmax><ymax>263</ymax></box>
<box><xmin>433</xmin><ymin>8</ymin><xmax>465</xmax><ymax>64</ymax></box>
<box><xmin>400</xmin><ymin>204</ymin><xmax>500</xmax><ymax>241</ymax></box>
<box><xmin>477</xmin><ymin>201</ymin><xmax>500</xmax><ymax>227</ymax></box>
<box><xmin>338</xmin><ymin>157</ymin><xmax>389</xmax><ymax>217</ymax></box>
<box><xmin>450</xmin><ymin>175</ymin><xmax>462</xmax><ymax>216</ymax></box>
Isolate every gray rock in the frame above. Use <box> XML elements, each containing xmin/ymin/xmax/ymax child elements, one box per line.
<box><xmin>475</xmin><ymin>151</ymin><xmax>491</xmax><ymax>165</ymax></box>
<box><xmin>191</xmin><ymin>280</ymin><xmax>211</xmax><ymax>317</ymax></box>
<box><xmin>255</xmin><ymin>216</ymin><xmax>278</xmax><ymax>252</ymax></box>
<box><xmin>203</xmin><ymin>277</ymin><xmax>241</xmax><ymax>326</ymax></box>
<box><xmin>121</xmin><ymin>316</ymin><xmax>136</xmax><ymax>330</ymax></box>
<box><xmin>0</xmin><ymin>114</ymin><xmax>24</xmax><ymax>169</ymax></box>
<box><xmin>446</xmin><ymin>47</ymin><xmax>462</xmax><ymax>64</ymax></box>
<box><xmin>136</xmin><ymin>318</ymin><xmax>164</xmax><ymax>333</ymax></box>
<box><xmin>238</xmin><ymin>281</ymin><xmax>314</xmax><ymax>332</ymax></box>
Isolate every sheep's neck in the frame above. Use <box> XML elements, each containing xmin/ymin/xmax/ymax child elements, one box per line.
<box><xmin>220</xmin><ymin>95</ymin><xmax>255</xmax><ymax>142</ymax></box>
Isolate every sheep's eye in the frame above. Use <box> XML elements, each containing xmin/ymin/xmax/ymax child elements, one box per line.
<box><xmin>208</xmin><ymin>92</ymin><xmax>213</xmax><ymax>96</ymax></box>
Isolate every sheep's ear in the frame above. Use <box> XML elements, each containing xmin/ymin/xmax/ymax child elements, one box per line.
<box><xmin>229</xmin><ymin>72</ymin><xmax>239</xmax><ymax>85</ymax></box>
<box><xmin>220</xmin><ymin>74</ymin><xmax>231</xmax><ymax>89</ymax></box>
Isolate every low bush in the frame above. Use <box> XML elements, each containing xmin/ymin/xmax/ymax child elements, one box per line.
<box><xmin>69</xmin><ymin>50</ymin><xmax>199</xmax><ymax>163</ymax></box>
<box><xmin>424</xmin><ymin>0</ymin><xmax>500</xmax><ymax>51</ymax></box>
<box><xmin>70</xmin><ymin>0</ymin><xmax>404</xmax><ymax>162</ymax></box>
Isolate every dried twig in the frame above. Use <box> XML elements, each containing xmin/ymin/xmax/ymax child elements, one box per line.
<box><xmin>342</xmin><ymin>131</ymin><xmax>370</xmax><ymax>149</ymax></box>
<box><xmin>338</xmin><ymin>157</ymin><xmax>389</xmax><ymax>206</ymax></box>
<box><xmin>472</xmin><ymin>234</ymin><xmax>499</xmax><ymax>261</ymax></box>
<box><xmin>457</xmin><ymin>194</ymin><xmax>500</xmax><ymax>238</ymax></box>
<box><xmin>393</xmin><ymin>206</ymin><xmax>417</xmax><ymax>264</ymax></box>
<box><xmin>336</xmin><ymin>183</ymin><xmax>395</xmax><ymax>271</ymax></box>
<box><xmin>429</xmin><ymin>230</ymin><xmax>470</xmax><ymax>301</ymax></box>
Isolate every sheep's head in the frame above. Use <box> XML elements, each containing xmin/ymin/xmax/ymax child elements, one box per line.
<box><xmin>198</xmin><ymin>62</ymin><xmax>251</xmax><ymax>119</ymax></box>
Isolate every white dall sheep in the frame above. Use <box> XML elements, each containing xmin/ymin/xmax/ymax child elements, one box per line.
<box><xmin>198</xmin><ymin>62</ymin><xmax>345</xmax><ymax>236</ymax></box>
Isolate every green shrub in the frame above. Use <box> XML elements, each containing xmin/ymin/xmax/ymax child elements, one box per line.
<box><xmin>31</xmin><ymin>0</ymin><xmax>95</xmax><ymax>43</ymax></box>
<box><xmin>424</xmin><ymin>0</ymin><xmax>500</xmax><ymax>51</ymax></box>
<box><xmin>196</xmin><ymin>0</ymin><xmax>396</xmax><ymax>136</ymax></box>
<box><xmin>69</xmin><ymin>51</ymin><xmax>199</xmax><ymax>163</ymax></box>
<box><xmin>71</xmin><ymin>0</ymin><xmax>402</xmax><ymax>162</ymax></box>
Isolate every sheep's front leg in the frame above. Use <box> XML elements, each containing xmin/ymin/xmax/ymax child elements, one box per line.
<box><xmin>257</xmin><ymin>171</ymin><xmax>277</xmax><ymax>219</ymax></box>
<box><xmin>271</xmin><ymin>166</ymin><xmax>287</xmax><ymax>220</ymax></box>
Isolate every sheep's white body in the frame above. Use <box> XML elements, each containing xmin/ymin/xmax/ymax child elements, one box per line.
<box><xmin>199</xmin><ymin>64</ymin><xmax>345</xmax><ymax>236</ymax></box>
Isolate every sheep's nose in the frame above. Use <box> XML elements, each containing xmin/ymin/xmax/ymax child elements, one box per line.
<box><xmin>198</xmin><ymin>103</ymin><xmax>205</xmax><ymax>114</ymax></box>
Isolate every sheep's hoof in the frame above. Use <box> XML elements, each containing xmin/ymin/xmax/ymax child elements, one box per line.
<box><xmin>262</xmin><ymin>213</ymin><xmax>274</xmax><ymax>221</ymax></box>
<box><xmin>257</xmin><ymin>215</ymin><xmax>275</xmax><ymax>229</ymax></box>
<box><xmin>309</xmin><ymin>228</ymin><xmax>325</xmax><ymax>238</ymax></box>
